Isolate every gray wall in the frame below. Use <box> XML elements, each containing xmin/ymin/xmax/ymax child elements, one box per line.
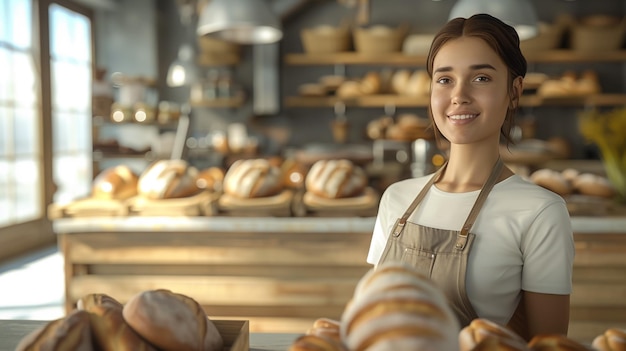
<box><xmin>97</xmin><ymin>0</ymin><xmax>626</xmax><ymax>162</ymax></box>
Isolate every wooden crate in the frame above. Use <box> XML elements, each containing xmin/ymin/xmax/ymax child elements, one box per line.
<box><xmin>214</xmin><ymin>320</ymin><xmax>249</xmax><ymax>351</ymax></box>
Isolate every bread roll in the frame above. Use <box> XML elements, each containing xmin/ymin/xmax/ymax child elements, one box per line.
<box><xmin>340</xmin><ymin>261</ymin><xmax>460</xmax><ymax>351</ymax></box>
<box><xmin>138</xmin><ymin>160</ymin><xmax>200</xmax><ymax>199</ymax></box>
<box><xmin>223</xmin><ymin>158</ymin><xmax>283</xmax><ymax>198</ymax></box>
<box><xmin>92</xmin><ymin>165</ymin><xmax>139</xmax><ymax>200</ymax></box>
<box><xmin>77</xmin><ymin>293</ymin><xmax>157</xmax><ymax>351</ymax></box>
<box><xmin>572</xmin><ymin>173</ymin><xmax>615</xmax><ymax>198</ymax></box>
<box><xmin>336</xmin><ymin>80</ymin><xmax>363</xmax><ymax>98</ymax></box>
<box><xmin>122</xmin><ymin>289</ymin><xmax>223</xmax><ymax>351</ymax></box>
<box><xmin>527</xmin><ymin>334</ymin><xmax>590</xmax><ymax>351</ymax></box>
<box><xmin>390</xmin><ymin>69</ymin><xmax>411</xmax><ymax>94</ymax></box>
<box><xmin>288</xmin><ymin>334</ymin><xmax>348</xmax><ymax>351</ymax></box>
<box><xmin>470</xmin><ymin>336</ymin><xmax>530</xmax><ymax>351</ymax></box>
<box><xmin>307</xmin><ymin>318</ymin><xmax>341</xmax><ymax>343</ymax></box>
<box><xmin>195</xmin><ymin>167</ymin><xmax>225</xmax><ymax>192</ymax></box>
<box><xmin>591</xmin><ymin>328</ymin><xmax>626</xmax><ymax>351</ymax></box>
<box><xmin>359</xmin><ymin>71</ymin><xmax>382</xmax><ymax>95</ymax></box>
<box><xmin>530</xmin><ymin>169</ymin><xmax>573</xmax><ymax>196</ymax></box>
<box><xmin>404</xmin><ymin>69</ymin><xmax>431</xmax><ymax>96</ymax></box>
<box><xmin>15</xmin><ymin>309</ymin><xmax>94</xmax><ymax>351</ymax></box>
<box><xmin>459</xmin><ymin>318</ymin><xmax>528</xmax><ymax>351</ymax></box>
<box><xmin>305</xmin><ymin>159</ymin><xmax>368</xmax><ymax>199</ymax></box>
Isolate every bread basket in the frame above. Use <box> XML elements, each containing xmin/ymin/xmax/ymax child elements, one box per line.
<box><xmin>520</xmin><ymin>22</ymin><xmax>566</xmax><ymax>53</ymax></box>
<box><xmin>353</xmin><ymin>23</ymin><xmax>409</xmax><ymax>54</ymax></box>
<box><xmin>570</xmin><ymin>15</ymin><xmax>626</xmax><ymax>51</ymax></box>
<box><xmin>300</xmin><ymin>24</ymin><xmax>352</xmax><ymax>53</ymax></box>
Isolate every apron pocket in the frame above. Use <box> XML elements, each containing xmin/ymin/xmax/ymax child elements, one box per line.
<box><xmin>401</xmin><ymin>247</ymin><xmax>436</xmax><ymax>278</ymax></box>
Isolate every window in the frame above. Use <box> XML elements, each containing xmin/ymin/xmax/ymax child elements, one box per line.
<box><xmin>0</xmin><ymin>0</ymin><xmax>93</xmax><ymax>260</ymax></box>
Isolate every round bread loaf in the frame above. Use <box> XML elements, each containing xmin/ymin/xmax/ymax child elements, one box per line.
<box><xmin>530</xmin><ymin>169</ymin><xmax>573</xmax><ymax>196</ymax></box>
<box><xmin>470</xmin><ymin>335</ymin><xmax>530</xmax><ymax>351</ymax></box>
<box><xmin>77</xmin><ymin>293</ymin><xmax>156</xmax><ymax>351</ymax></box>
<box><xmin>223</xmin><ymin>158</ymin><xmax>283</xmax><ymax>198</ymax></box>
<box><xmin>305</xmin><ymin>159</ymin><xmax>368</xmax><ymax>199</ymax></box>
<box><xmin>15</xmin><ymin>309</ymin><xmax>94</xmax><ymax>351</ymax></box>
<box><xmin>340</xmin><ymin>261</ymin><xmax>460</xmax><ymax>351</ymax></box>
<box><xmin>92</xmin><ymin>165</ymin><xmax>139</xmax><ymax>200</ymax></box>
<box><xmin>138</xmin><ymin>160</ymin><xmax>200</xmax><ymax>199</ymax></box>
<box><xmin>459</xmin><ymin>318</ymin><xmax>528</xmax><ymax>351</ymax></box>
<box><xmin>572</xmin><ymin>173</ymin><xmax>616</xmax><ymax>198</ymax></box>
<box><xmin>592</xmin><ymin>328</ymin><xmax>626</xmax><ymax>351</ymax></box>
<box><xmin>527</xmin><ymin>334</ymin><xmax>590</xmax><ymax>351</ymax></box>
<box><xmin>195</xmin><ymin>167</ymin><xmax>225</xmax><ymax>192</ymax></box>
<box><xmin>122</xmin><ymin>289</ymin><xmax>223</xmax><ymax>351</ymax></box>
<box><xmin>307</xmin><ymin>318</ymin><xmax>342</xmax><ymax>343</ymax></box>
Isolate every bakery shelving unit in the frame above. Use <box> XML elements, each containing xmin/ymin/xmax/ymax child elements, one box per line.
<box><xmin>283</xmin><ymin>50</ymin><xmax>626</xmax><ymax>109</ymax></box>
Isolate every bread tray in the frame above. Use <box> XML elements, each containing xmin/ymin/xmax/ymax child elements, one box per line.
<box><xmin>214</xmin><ymin>319</ymin><xmax>250</xmax><ymax>351</ymax></box>
<box><xmin>127</xmin><ymin>190</ymin><xmax>220</xmax><ymax>216</ymax></box>
<box><xmin>293</xmin><ymin>187</ymin><xmax>380</xmax><ymax>217</ymax></box>
<box><xmin>47</xmin><ymin>197</ymin><xmax>130</xmax><ymax>219</ymax></box>
<box><xmin>218</xmin><ymin>189</ymin><xmax>294</xmax><ymax>217</ymax></box>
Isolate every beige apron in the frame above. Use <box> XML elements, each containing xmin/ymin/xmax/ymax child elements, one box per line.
<box><xmin>377</xmin><ymin>158</ymin><xmax>527</xmax><ymax>335</ymax></box>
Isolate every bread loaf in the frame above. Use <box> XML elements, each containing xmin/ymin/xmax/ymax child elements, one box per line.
<box><xmin>305</xmin><ymin>159</ymin><xmax>368</xmax><ymax>199</ymax></box>
<box><xmin>572</xmin><ymin>173</ymin><xmax>615</xmax><ymax>198</ymax></box>
<box><xmin>138</xmin><ymin>160</ymin><xmax>200</xmax><ymax>199</ymax></box>
<box><xmin>340</xmin><ymin>261</ymin><xmax>460</xmax><ymax>351</ymax></box>
<box><xmin>223</xmin><ymin>158</ymin><xmax>283</xmax><ymax>198</ymax></box>
<box><xmin>459</xmin><ymin>318</ymin><xmax>528</xmax><ymax>351</ymax></box>
<box><xmin>530</xmin><ymin>169</ymin><xmax>573</xmax><ymax>196</ymax></box>
<box><xmin>15</xmin><ymin>309</ymin><xmax>94</xmax><ymax>351</ymax></box>
<box><xmin>92</xmin><ymin>165</ymin><xmax>139</xmax><ymax>200</ymax></box>
<box><xmin>195</xmin><ymin>167</ymin><xmax>225</xmax><ymax>192</ymax></box>
<box><xmin>122</xmin><ymin>289</ymin><xmax>223</xmax><ymax>351</ymax></box>
<box><xmin>527</xmin><ymin>334</ymin><xmax>591</xmax><ymax>351</ymax></box>
<box><xmin>77</xmin><ymin>293</ymin><xmax>156</xmax><ymax>351</ymax></box>
<box><xmin>591</xmin><ymin>328</ymin><xmax>626</xmax><ymax>351</ymax></box>
<box><xmin>307</xmin><ymin>318</ymin><xmax>342</xmax><ymax>343</ymax></box>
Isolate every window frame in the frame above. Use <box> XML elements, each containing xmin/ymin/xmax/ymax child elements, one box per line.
<box><xmin>0</xmin><ymin>0</ymin><xmax>94</xmax><ymax>262</ymax></box>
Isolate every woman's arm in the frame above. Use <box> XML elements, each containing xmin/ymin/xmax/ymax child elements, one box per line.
<box><xmin>525</xmin><ymin>291</ymin><xmax>570</xmax><ymax>337</ymax></box>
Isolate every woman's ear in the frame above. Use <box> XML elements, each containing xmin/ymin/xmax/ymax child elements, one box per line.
<box><xmin>510</xmin><ymin>76</ymin><xmax>524</xmax><ymax>108</ymax></box>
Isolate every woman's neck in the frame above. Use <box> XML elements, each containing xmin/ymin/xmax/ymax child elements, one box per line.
<box><xmin>435</xmin><ymin>143</ymin><xmax>509</xmax><ymax>193</ymax></box>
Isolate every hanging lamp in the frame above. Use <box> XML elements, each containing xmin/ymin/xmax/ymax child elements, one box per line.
<box><xmin>448</xmin><ymin>0</ymin><xmax>539</xmax><ymax>40</ymax></box>
<box><xmin>197</xmin><ymin>0</ymin><xmax>283</xmax><ymax>45</ymax></box>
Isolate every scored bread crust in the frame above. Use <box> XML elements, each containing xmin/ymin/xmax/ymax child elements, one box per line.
<box><xmin>92</xmin><ymin>165</ymin><xmax>139</xmax><ymax>200</ymax></box>
<box><xmin>122</xmin><ymin>289</ymin><xmax>223</xmax><ymax>351</ymax></box>
<box><xmin>591</xmin><ymin>328</ymin><xmax>626</xmax><ymax>351</ymax></box>
<box><xmin>77</xmin><ymin>293</ymin><xmax>156</xmax><ymax>351</ymax></box>
<box><xmin>15</xmin><ymin>309</ymin><xmax>94</xmax><ymax>351</ymax></box>
<box><xmin>138</xmin><ymin>160</ymin><xmax>200</xmax><ymax>199</ymax></box>
<box><xmin>223</xmin><ymin>159</ymin><xmax>283</xmax><ymax>198</ymax></box>
<box><xmin>527</xmin><ymin>334</ymin><xmax>591</xmax><ymax>351</ymax></box>
<box><xmin>305</xmin><ymin>159</ymin><xmax>368</xmax><ymax>199</ymax></box>
<box><xmin>459</xmin><ymin>318</ymin><xmax>528</xmax><ymax>351</ymax></box>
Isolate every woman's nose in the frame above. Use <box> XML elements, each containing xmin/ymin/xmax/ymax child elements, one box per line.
<box><xmin>451</xmin><ymin>82</ymin><xmax>471</xmax><ymax>105</ymax></box>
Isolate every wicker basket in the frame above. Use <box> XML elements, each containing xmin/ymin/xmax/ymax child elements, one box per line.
<box><xmin>354</xmin><ymin>24</ymin><xmax>409</xmax><ymax>54</ymax></box>
<box><xmin>300</xmin><ymin>25</ymin><xmax>352</xmax><ymax>53</ymax></box>
<box><xmin>520</xmin><ymin>22</ymin><xmax>565</xmax><ymax>52</ymax></box>
<box><xmin>570</xmin><ymin>15</ymin><xmax>626</xmax><ymax>51</ymax></box>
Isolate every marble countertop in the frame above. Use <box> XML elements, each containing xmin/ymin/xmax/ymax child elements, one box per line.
<box><xmin>52</xmin><ymin>215</ymin><xmax>626</xmax><ymax>234</ymax></box>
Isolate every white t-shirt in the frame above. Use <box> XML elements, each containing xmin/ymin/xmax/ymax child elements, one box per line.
<box><xmin>367</xmin><ymin>173</ymin><xmax>575</xmax><ymax>325</ymax></box>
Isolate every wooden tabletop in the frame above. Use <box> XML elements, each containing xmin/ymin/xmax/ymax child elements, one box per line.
<box><xmin>0</xmin><ymin>319</ymin><xmax>300</xmax><ymax>351</ymax></box>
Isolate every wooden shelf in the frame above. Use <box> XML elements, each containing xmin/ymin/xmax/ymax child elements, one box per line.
<box><xmin>284</xmin><ymin>50</ymin><xmax>626</xmax><ymax>66</ymax></box>
<box><xmin>284</xmin><ymin>94</ymin><xmax>626</xmax><ymax>108</ymax></box>
<box><xmin>190</xmin><ymin>95</ymin><xmax>246</xmax><ymax>108</ymax></box>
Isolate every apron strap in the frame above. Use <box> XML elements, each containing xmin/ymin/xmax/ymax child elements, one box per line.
<box><xmin>392</xmin><ymin>162</ymin><xmax>447</xmax><ymax>237</ymax></box>
<box><xmin>455</xmin><ymin>158</ymin><xmax>504</xmax><ymax>250</ymax></box>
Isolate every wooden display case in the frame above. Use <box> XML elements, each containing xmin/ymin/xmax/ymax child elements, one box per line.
<box><xmin>53</xmin><ymin>216</ymin><xmax>626</xmax><ymax>342</ymax></box>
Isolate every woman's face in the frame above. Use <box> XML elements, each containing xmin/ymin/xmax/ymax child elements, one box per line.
<box><xmin>430</xmin><ymin>36</ymin><xmax>518</xmax><ymax>146</ymax></box>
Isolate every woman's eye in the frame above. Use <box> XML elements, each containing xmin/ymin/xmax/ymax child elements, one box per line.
<box><xmin>436</xmin><ymin>77</ymin><xmax>451</xmax><ymax>84</ymax></box>
<box><xmin>474</xmin><ymin>75</ymin><xmax>491</xmax><ymax>82</ymax></box>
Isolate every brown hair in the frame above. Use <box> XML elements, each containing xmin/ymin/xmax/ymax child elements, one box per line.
<box><xmin>426</xmin><ymin>13</ymin><xmax>527</xmax><ymax>145</ymax></box>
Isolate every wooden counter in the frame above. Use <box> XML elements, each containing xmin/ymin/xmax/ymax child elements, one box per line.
<box><xmin>53</xmin><ymin>216</ymin><xmax>626</xmax><ymax>343</ymax></box>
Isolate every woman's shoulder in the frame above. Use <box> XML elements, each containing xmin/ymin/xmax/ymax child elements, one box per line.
<box><xmin>494</xmin><ymin>174</ymin><xmax>567</xmax><ymax>208</ymax></box>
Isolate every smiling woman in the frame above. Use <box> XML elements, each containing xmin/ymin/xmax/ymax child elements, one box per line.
<box><xmin>367</xmin><ymin>13</ymin><xmax>574</xmax><ymax>341</ymax></box>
